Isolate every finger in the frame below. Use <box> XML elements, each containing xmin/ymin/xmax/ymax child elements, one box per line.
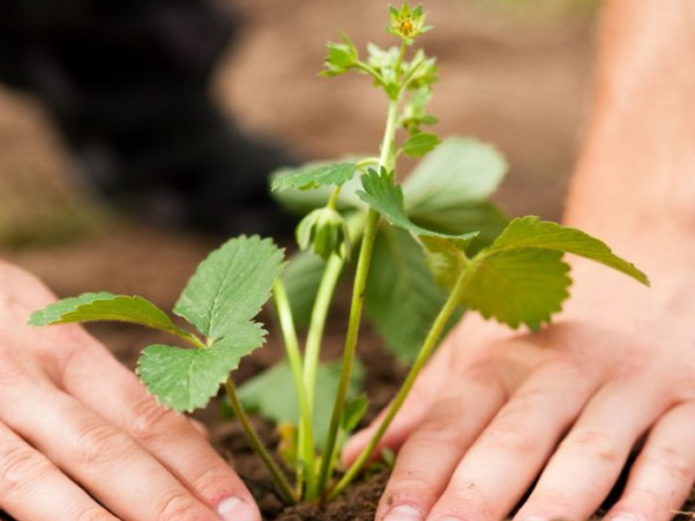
<box><xmin>378</xmin><ymin>369</ymin><xmax>505</xmax><ymax>521</ymax></box>
<box><xmin>189</xmin><ymin>418</ymin><xmax>210</xmax><ymax>439</ymax></box>
<box><xmin>512</xmin><ymin>381</ymin><xmax>666</xmax><ymax>521</ymax></box>
<box><xmin>343</xmin><ymin>334</ymin><xmax>456</xmax><ymax>464</ymax></box>
<box><xmin>425</xmin><ymin>360</ymin><xmax>596</xmax><ymax>521</ymax></box>
<box><xmin>0</xmin><ymin>422</ymin><xmax>118</xmax><ymax>521</ymax></box>
<box><xmin>57</xmin><ymin>342</ymin><xmax>258</xmax><ymax>520</ymax></box>
<box><xmin>606</xmin><ymin>401</ymin><xmax>695</xmax><ymax>521</ymax></box>
<box><xmin>0</xmin><ymin>380</ymin><xmax>228</xmax><ymax>521</ymax></box>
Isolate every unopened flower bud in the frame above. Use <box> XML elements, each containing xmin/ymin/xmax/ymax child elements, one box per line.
<box><xmin>296</xmin><ymin>207</ymin><xmax>350</xmax><ymax>260</ymax></box>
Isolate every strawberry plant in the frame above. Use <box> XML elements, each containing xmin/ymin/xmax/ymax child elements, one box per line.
<box><xmin>29</xmin><ymin>2</ymin><xmax>648</xmax><ymax>507</ymax></box>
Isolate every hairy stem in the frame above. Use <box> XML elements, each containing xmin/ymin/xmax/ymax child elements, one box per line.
<box><xmin>317</xmin><ymin>97</ymin><xmax>401</xmax><ymax>496</ymax></box>
<box><xmin>327</xmin><ymin>262</ymin><xmax>471</xmax><ymax>501</ymax></box>
<box><xmin>302</xmin><ymin>253</ymin><xmax>344</xmax><ymax>499</ymax></box>
<box><xmin>272</xmin><ymin>279</ymin><xmax>313</xmax><ymax>497</ymax></box>
<box><xmin>224</xmin><ymin>378</ymin><xmax>297</xmax><ymax>504</ymax></box>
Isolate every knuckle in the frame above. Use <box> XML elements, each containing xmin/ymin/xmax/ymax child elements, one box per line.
<box><xmin>74</xmin><ymin>505</ymin><xmax>116</xmax><ymax>521</ymax></box>
<box><xmin>384</xmin><ymin>477</ymin><xmax>440</xmax><ymax>507</ymax></box>
<box><xmin>437</xmin><ymin>483</ymin><xmax>495</xmax><ymax>520</ymax></box>
<box><xmin>156</xmin><ymin>491</ymin><xmax>207</xmax><ymax>521</ymax></box>
<box><xmin>188</xmin><ymin>460</ymin><xmax>226</xmax><ymax>492</ymax></box>
<box><xmin>562</xmin><ymin>428</ymin><xmax>619</xmax><ymax>464</ymax></box>
<box><xmin>74</xmin><ymin>419</ymin><xmax>130</xmax><ymax>466</ymax></box>
<box><xmin>129</xmin><ymin>394</ymin><xmax>180</xmax><ymax>443</ymax></box>
<box><xmin>0</xmin><ymin>444</ymin><xmax>51</xmax><ymax>496</ymax></box>
<box><xmin>409</xmin><ymin>416</ymin><xmax>464</xmax><ymax>447</ymax></box>
<box><xmin>645</xmin><ymin>445</ymin><xmax>694</xmax><ymax>482</ymax></box>
<box><xmin>479</xmin><ymin>421</ymin><xmax>537</xmax><ymax>455</ymax></box>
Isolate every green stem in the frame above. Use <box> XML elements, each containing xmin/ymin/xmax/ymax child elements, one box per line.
<box><xmin>317</xmin><ymin>97</ymin><xmax>401</xmax><ymax>496</ymax></box>
<box><xmin>326</xmin><ymin>186</ymin><xmax>341</xmax><ymax>210</ymax></box>
<box><xmin>395</xmin><ymin>41</ymin><xmax>407</xmax><ymax>80</ymax></box>
<box><xmin>327</xmin><ymin>263</ymin><xmax>472</xmax><ymax>501</ymax></box>
<box><xmin>302</xmin><ymin>253</ymin><xmax>344</xmax><ymax>499</ymax></box>
<box><xmin>272</xmin><ymin>280</ymin><xmax>313</xmax><ymax>497</ymax></box>
<box><xmin>224</xmin><ymin>378</ymin><xmax>297</xmax><ymax>504</ymax></box>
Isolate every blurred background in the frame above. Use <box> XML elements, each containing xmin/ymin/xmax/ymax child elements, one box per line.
<box><xmin>0</xmin><ymin>0</ymin><xmax>599</xmax><ymax>361</ymax></box>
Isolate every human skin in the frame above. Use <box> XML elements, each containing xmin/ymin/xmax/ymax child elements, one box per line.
<box><xmin>0</xmin><ymin>261</ymin><xmax>260</xmax><ymax>521</ymax></box>
<box><xmin>344</xmin><ymin>1</ymin><xmax>695</xmax><ymax>521</ymax></box>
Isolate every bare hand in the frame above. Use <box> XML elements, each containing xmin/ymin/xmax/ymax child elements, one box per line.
<box><xmin>0</xmin><ymin>261</ymin><xmax>260</xmax><ymax>521</ymax></box>
<box><xmin>345</xmin><ymin>255</ymin><xmax>695</xmax><ymax>521</ymax></box>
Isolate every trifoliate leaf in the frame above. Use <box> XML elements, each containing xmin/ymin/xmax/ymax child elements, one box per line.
<box><xmin>236</xmin><ymin>360</ymin><xmax>364</xmax><ymax>449</ymax></box>
<box><xmin>366</xmin><ymin>228</ymin><xmax>463</xmax><ymax>362</ymax></box>
<box><xmin>485</xmin><ymin>216</ymin><xmax>649</xmax><ymax>285</ymax></box>
<box><xmin>137</xmin><ymin>322</ymin><xmax>265</xmax><ymax>413</ymax></box>
<box><xmin>463</xmin><ymin>248</ymin><xmax>571</xmax><ymax>330</ymax></box>
<box><xmin>404</xmin><ymin>137</ymin><xmax>507</xmax><ymax>210</ymax></box>
<box><xmin>271</xmin><ymin>162</ymin><xmax>358</xmax><ymax>192</ymax></box>
<box><xmin>174</xmin><ymin>236</ymin><xmax>284</xmax><ymax>340</ymax></box>
<box><xmin>400</xmin><ymin>132</ymin><xmax>441</xmax><ymax>157</ymax></box>
<box><xmin>282</xmin><ymin>250</ymin><xmax>325</xmax><ymax>328</ymax></box>
<box><xmin>357</xmin><ymin>168</ymin><xmax>478</xmax><ymax>243</ymax></box>
<box><xmin>29</xmin><ymin>293</ymin><xmax>191</xmax><ymax>339</ymax></box>
<box><xmin>452</xmin><ymin>217</ymin><xmax>649</xmax><ymax>330</ymax></box>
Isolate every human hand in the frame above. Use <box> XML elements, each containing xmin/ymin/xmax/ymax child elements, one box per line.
<box><xmin>345</xmin><ymin>248</ymin><xmax>695</xmax><ymax>521</ymax></box>
<box><xmin>0</xmin><ymin>261</ymin><xmax>260</xmax><ymax>521</ymax></box>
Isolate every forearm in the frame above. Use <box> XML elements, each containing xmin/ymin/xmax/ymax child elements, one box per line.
<box><xmin>565</xmin><ymin>0</ymin><xmax>695</xmax><ymax>260</ymax></box>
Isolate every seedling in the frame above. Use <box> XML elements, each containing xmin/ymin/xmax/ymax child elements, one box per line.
<box><xmin>30</xmin><ymin>3</ymin><xmax>648</xmax><ymax>506</ymax></box>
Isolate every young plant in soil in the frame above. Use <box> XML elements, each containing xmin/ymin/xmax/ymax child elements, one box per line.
<box><xmin>29</xmin><ymin>2</ymin><xmax>648</xmax><ymax>508</ymax></box>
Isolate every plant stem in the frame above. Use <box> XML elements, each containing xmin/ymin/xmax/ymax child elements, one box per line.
<box><xmin>317</xmin><ymin>97</ymin><xmax>401</xmax><ymax>495</ymax></box>
<box><xmin>326</xmin><ymin>186</ymin><xmax>341</xmax><ymax>210</ymax></box>
<box><xmin>272</xmin><ymin>279</ymin><xmax>313</xmax><ymax>497</ymax></box>
<box><xmin>302</xmin><ymin>253</ymin><xmax>344</xmax><ymax>499</ymax></box>
<box><xmin>327</xmin><ymin>263</ymin><xmax>472</xmax><ymax>501</ymax></box>
<box><xmin>224</xmin><ymin>378</ymin><xmax>297</xmax><ymax>504</ymax></box>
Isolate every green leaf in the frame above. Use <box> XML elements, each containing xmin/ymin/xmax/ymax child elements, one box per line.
<box><xmin>462</xmin><ymin>248</ymin><xmax>571</xmax><ymax>330</ymax></box>
<box><xmin>357</xmin><ymin>168</ymin><xmax>478</xmax><ymax>243</ymax></box>
<box><xmin>419</xmin><ymin>235</ymin><xmax>470</xmax><ymax>289</ymax></box>
<box><xmin>341</xmin><ymin>394</ymin><xmax>369</xmax><ymax>433</ymax></box>
<box><xmin>403</xmin><ymin>137</ymin><xmax>508</xmax><ymax>211</ymax></box>
<box><xmin>271</xmin><ymin>162</ymin><xmax>358</xmax><ymax>192</ymax></box>
<box><xmin>137</xmin><ymin>322</ymin><xmax>266</xmax><ymax>413</ymax></box>
<box><xmin>29</xmin><ymin>291</ymin><xmax>115</xmax><ymax>326</ymax></box>
<box><xmin>29</xmin><ymin>292</ymin><xmax>192</xmax><ymax>340</ymax></box>
<box><xmin>409</xmin><ymin>201</ymin><xmax>508</xmax><ymax>255</ymax></box>
<box><xmin>271</xmin><ymin>166</ymin><xmax>366</xmax><ymax>215</ymax></box>
<box><xmin>453</xmin><ymin>217</ymin><xmax>648</xmax><ymax>330</ymax></box>
<box><xmin>237</xmin><ymin>360</ymin><xmax>364</xmax><ymax>449</ymax></box>
<box><xmin>400</xmin><ymin>132</ymin><xmax>441</xmax><ymax>157</ymax></box>
<box><xmin>281</xmin><ymin>250</ymin><xmax>325</xmax><ymax>328</ymax></box>
<box><xmin>485</xmin><ymin>216</ymin><xmax>649</xmax><ymax>285</ymax></box>
<box><xmin>174</xmin><ymin>236</ymin><xmax>284</xmax><ymax>340</ymax></box>
<box><xmin>366</xmin><ymin>228</ymin><xmax>463</xmax><ymax>362</ymax></box>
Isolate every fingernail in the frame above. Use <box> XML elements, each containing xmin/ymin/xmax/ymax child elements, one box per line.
<box><xmin>383</xmin><ymin>504</ymin><xmax>424</xmax><ymax>521</ymax></box>
<box><xmin>217</xmin><ymin>497</ymin><xmax>258</xmax><ymax>521</ymax></box>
